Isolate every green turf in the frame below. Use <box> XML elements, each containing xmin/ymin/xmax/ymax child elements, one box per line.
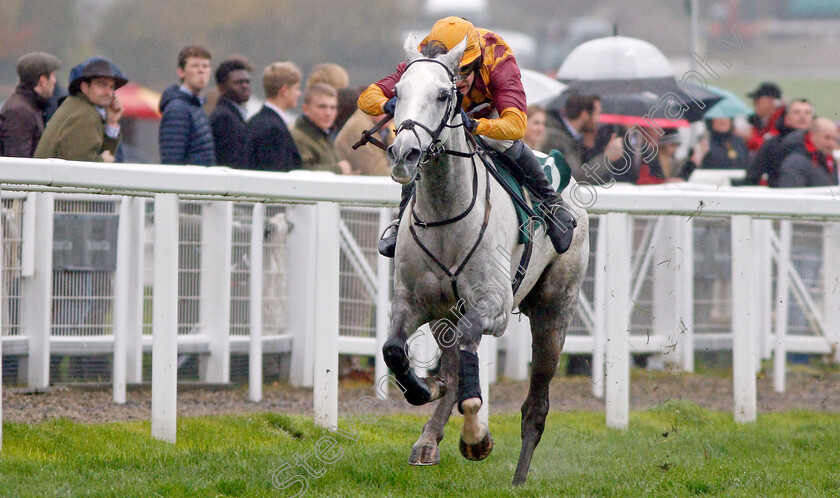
<box><xmin>1</xmin><ymin>401</ymin><xmax>839</xmax><ymax>497</ymax></box>
<box><xmin>715</xmin><ymin>77</ymin><xmax>840</xmax><ymax>121</ymax></box>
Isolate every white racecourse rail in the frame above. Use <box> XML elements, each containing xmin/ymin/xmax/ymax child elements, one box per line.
<box><xmin>0</xmin><ymin>157</ymin><xmax>839</xmax><ymax>447</ymax></box>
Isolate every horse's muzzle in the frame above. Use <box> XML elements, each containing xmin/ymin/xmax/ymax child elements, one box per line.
<box><xmin>387</xmin><ymin>143</ymin><xmax>420</xmax><ymax>184</ymax></box>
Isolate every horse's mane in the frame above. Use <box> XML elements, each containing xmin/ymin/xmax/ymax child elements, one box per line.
<box><xmin>421</xmin><ymin>40</ymin><xmax>449</xmax><ymax>58</ymax></box>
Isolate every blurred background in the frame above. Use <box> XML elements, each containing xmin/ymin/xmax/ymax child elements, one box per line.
<box><xmin>1</xmin><ymin>0</ymin><xmax>837</xmax><ymax>117</ymax></box>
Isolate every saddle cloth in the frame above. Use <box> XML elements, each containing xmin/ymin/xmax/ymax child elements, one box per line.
<box><xmin>491</xmin><ymin>149</ymin><xmax>572</xmax><ymax>244</ymax></box>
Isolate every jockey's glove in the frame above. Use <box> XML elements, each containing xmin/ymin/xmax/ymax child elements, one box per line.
<box><xmin>460</xmin><ymin>109</ymin><xmax>477</xmax><ymax>133</ymax></box>
<box><xmin>383</xmin><ymin>97</ymin><xmax>397</xmax><ymax>116</ymax></box>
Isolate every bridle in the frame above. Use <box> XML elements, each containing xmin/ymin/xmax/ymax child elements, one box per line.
<box><xmin>393</xmin><ymin>57</ymin><xmax>492</xmax><ymax>305</ymax></box>
<box><xmin>392</xmin><ymin>57</ymin><xmax>476</xmax><ymax>165</ymax></box>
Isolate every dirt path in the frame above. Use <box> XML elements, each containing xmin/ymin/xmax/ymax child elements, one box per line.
<box><xmin>4</xmin><ymin>369</ymin><xmax>839</xmax><ymax>424</ymax></box>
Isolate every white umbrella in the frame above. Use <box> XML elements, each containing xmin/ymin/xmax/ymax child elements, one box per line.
<box><xmin>520</xmin><ymin>69</ymin><xmax>567</xmax><ymax>107</ymax></box>
<box><xmin>557</xmin><ymin>35</ymin><xmax>674</xmax><ymax>81</ymax></box>
<box><xmin>551</xmin><ymin>35</ymin><xmax>721</xmax><ymax>123</ymax></box>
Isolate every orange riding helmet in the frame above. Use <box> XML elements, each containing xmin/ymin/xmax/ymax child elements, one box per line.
<box><xmin>420</xmin><ymin>17</ymin><xmax>482</xmax><ymax>67</ymax></box>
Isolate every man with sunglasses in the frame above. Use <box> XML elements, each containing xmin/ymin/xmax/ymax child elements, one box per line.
<box><xmin>359</xmin><ymin>16</ymin><xmax>576</xmax><ymax>258</ymax></box>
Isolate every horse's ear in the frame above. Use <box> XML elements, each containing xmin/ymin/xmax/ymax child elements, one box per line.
<box><xmin>441</xmin><ymin>37</ymin><xmax>467</xmax><ymax>74</ymax></box>
<box><xmin>404</xmin><ymin>33</ymin><xmax>422</xmax><ymax>64</ymax></box>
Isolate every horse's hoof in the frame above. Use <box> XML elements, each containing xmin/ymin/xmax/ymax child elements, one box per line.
<box><xmin>459</xmin><ymin>430</ymin><xmax>494</xmax><ymax>461</ymax></box>
<box><xmin>424</xmin><ymin>376</ymin><xmax>448</xmax><ymax>402</ymax></box>
<box><xmin>408</xmin><ymin>444</ymin><xmax>440</xmax><ymax>466</ymax></box>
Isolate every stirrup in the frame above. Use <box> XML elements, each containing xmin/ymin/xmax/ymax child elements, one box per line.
<box><xmin>378</xmin><ymin>219</ymin><xmax>400</xmax><ymax>258</ymax></box>
<box><xmin>379</xmin><ymin>219</ymin><xmax>400</xmax><ymax>241</ymax></box>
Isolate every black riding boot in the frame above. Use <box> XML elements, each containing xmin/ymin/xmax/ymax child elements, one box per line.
<box><xmin>504</xmin><ymin>141</ymin><xmax>576</xmax><ymax>254</ymax></box>
<box><xmin>378</xmin><ymin>183</ymin><xmax>414</xmax><ymax>258</ymax></box>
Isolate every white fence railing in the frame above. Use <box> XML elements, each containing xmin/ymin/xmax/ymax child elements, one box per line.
<box><xmin>1</xmin><ymin>157</ymin><xmax>839</xmax><ymax>447</ymax></box>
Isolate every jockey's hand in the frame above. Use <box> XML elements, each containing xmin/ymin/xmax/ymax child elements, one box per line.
<box><xmin>383</xmin><ymin>97</ymin><xmax>397</xmax><ymax>116</ymax></box>
<box><xmin>460</xmin><ymin>109</ymin><xmax>477</xmax><ymax>133</ymax></box>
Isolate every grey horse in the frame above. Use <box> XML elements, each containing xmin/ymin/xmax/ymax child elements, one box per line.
<box><xmin>381</xmin><ymin>36</ymin><xmax>590</xmax><ymax>485</ymax></box>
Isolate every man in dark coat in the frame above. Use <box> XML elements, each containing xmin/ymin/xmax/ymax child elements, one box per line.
<box><xmin>777</xmin><ymin>118</ymin><xmax>838</xmax><ymax>188</ymax></box>
<box><xmin>0</xmin><ymin>52</ymin><xmax>62</xmax><ymax>157</ymax></box>
<box><xmin>159</xmin><ymin>45</ymin><xmax>216</xmax><ymax>165</ymax></box>
<box><xmin>738</xmin><ymin>98</ymin><xmax>813</xmax><ymax>187</ymax></box>
<box><xmin>246</xmin><ymin>61</ymin><xmax>302</xmax><ymax>172</ymax></box>
<box><xmin>745</xmin><ymin>81</ymin><xmax>785</xmax><ymax>152</ymax></box>
<box><xmin>209</xmin><ymin>58</ymin><xmax>252</xmax><ymax>168</ymax></box>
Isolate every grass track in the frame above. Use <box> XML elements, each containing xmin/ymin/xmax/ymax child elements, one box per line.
<box><xmin>1</xmin><ymin>401</ymin><xmax>839</xmax><ymax>496</ymax></box>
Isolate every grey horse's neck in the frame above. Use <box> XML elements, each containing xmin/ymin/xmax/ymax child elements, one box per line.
<box><xmin>412</xmin><ymin>131</ymin><xmax>476</xmax><ymax>222</ymax></box>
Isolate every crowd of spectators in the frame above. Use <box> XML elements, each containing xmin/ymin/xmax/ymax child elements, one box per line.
<box><xmin>532</xmin><ymin>80</ymin><xmax>837</xmax><ymax>189</ymax></box>
<box><xmin>0</xmin><ymin>47</ymin><xmax>390</xmax><ymax>177</ymax></box>
<box><xmin>0</xmin><ymin>48</ymin><xmax>836</xmax><ymax>190</ymax></box>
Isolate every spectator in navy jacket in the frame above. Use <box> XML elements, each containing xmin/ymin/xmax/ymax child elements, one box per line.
<box><xmin>209</xmin><ymin>57</ymin><xmax>252</xmax><ymax>167</ymax></box>
<box><xmin>158</xmin><ymin>45</ymin><xmax>216</xmax><ymax>165</ymax></box>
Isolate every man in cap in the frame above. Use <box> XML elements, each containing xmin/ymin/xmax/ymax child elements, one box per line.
<box><xmin>745</xmin><ymin>82</ymin><xmax>784</xmax><ymax>152</ymax></box>
<box><xmin>0</xmin><ymin>52</ymin><xmax>62</xmax><ymax>157</ymax></box>
<box><xmin>359</xmin><ymin>16</ymin><xmax>576</xmax><ymax>257</ymax></box>
<box><xmin>34</xmin><ymin>57</ymin><xmax>127</xmax><ymax>162</ymax></box>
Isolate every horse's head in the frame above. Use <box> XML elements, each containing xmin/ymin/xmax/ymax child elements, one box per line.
<box><xmin>386</xmin><ymin>35</ymin><xmax>466</xmax><ymax>184</ymax></box>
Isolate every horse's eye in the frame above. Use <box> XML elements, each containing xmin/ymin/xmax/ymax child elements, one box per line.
<box><xmin>437</xmin><ymin>89</ymin><xmax>449</xmax><ymax>102</ymax></box>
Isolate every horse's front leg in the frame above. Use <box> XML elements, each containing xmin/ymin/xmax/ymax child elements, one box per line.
<box><xmin>382</xmin><ymin>292</ymin><xmax>444</xmax><ymax>406</ymax></box>
<box><xmin>456</xmin><ymin>286</ymin><xmax>510</xmax><ymax>462</ymax></box>
<box><xmin>409</xmin><ymin>324</ymin><xmax>459</xmax><ymax>465</ymax></box>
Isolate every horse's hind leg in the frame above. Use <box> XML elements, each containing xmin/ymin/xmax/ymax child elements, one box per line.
<box><xmin>409</xmin><ymin>331</ymin><xmax>459</xmax><ymax>466</ymax></box>
<box><xmin>511</xmin><ymin>310</ymin><xmax>566</xmax><ymax>485</ymax></box>
<box><xmin>513</xmin><ymin>260</ymin><xmax>582</xmax><ymax>485</ymax></box>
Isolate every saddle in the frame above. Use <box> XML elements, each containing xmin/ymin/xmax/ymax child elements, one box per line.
<box><xmin>478</xmin><ymin>144</ymin><xmax>572</xmax><ymax>244</ymax></box>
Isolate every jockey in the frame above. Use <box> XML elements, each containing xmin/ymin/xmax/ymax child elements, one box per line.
<box><xmin>359</xmin><ymin>16</ymin><xmax>576</xmax><ymax>258</ymax></box>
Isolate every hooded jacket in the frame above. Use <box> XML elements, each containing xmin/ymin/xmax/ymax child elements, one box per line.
<box><xmin>776</xmin><ymin>130</ymin><xmax>838</xmax><ymax>188</ymax></box>
<box><xmin>158</xmin><ymin>85</ymin><xmax>215</xmax><ymax>166</ymax></box>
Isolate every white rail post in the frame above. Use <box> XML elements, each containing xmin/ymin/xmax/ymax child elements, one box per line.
<box><xmin>773</xmin><ymin>221</ymin><xmax>792</xmax><ymax>393</ymax></box>
<box><xmin>249</xmin><ymin>203</ymin><xmax>265</xmax><ymax>402</ymax></box>
<box><xmin>22</xmin><ymin>192</ymin><xmax>54</xmax><ymax>389</ymax></box>
<box><xmin>374</xmin><ymin>208</ymin><xmax>391</xmax><ymax>399</ymax></box>
<box><xmin>113</xmin><ymin>196</ymin><xmax>132</xmax><ymax>403</ymax></box>
<box><xmin>410</xmin><ymin>326</ymin><xmax>429</xmax><ymax>379</ymax></box>
<box><xmin>823</xmin><ymin>223</ymin><xmax>840</xmax><ymax>363</ymax></box>
<box><xmin>126</xmin><ymin>198</ymin><xmax>146</xmax><ymax>384</ymax></box>
<box><xmin>503</xmin><ymin>314</ymin><xmax>531</xmax><ymax>381</ymax></box>
<box><xmin>285</xmin><ymin>205</ymin><xmax>317</xmax><ymax>387</ymax></box>
<box><xmin>755</xmin><ymin>219</ymin><xmax>774</xmax><ymax>360</ymax></box>
<box><xmin>152</xmin><ymin>193</ymin><xmax>179</xmax><ymax>443</ymax></box>
<box><xmin>731</xmin><ymin>215</ymin><xmax>757</xmax><ymax>423</ymax></box>
<box><xmin>605</xmin><ymin>212</ymin><xmax>630</xmax><ymax>429</ymax></box>
<box><xmin>592</xmin><ymin>215</ymin><xmax>607</xmax><ymax>398</ymax></box>
<box><xmin>198</xmin><ymin>201</ymin><xmax>233</xmax><ymax>383</ymax></box>
<box><xmin>1</xmin><ymin>186</ymin><xmax>4</xmax><ymax>450</ymax></box>
<box><xmin>652</xmin><ymin>216</ymin><xmax>680</xmax><ymax>367</ymax></box>
<box><xmin>313</xmin><ymin>201</ymin><xmax>340</xmax><ymax>428</ymax></box>
<box><xmin>679</xmin><ymin>217</ymin><xmax>695</xmax><ymax>372</ymax></box>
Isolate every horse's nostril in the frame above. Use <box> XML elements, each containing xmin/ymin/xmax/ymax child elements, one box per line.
<box><xmin>405</xmin><ymin>148</ymin><xmax>421</xmax><ymax>165</ymax></box>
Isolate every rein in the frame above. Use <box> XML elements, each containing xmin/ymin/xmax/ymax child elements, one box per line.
<box><xmin>408</xmin><ymin>158</ymin><xmax>491</xmax><ymax>305</ymax></box>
